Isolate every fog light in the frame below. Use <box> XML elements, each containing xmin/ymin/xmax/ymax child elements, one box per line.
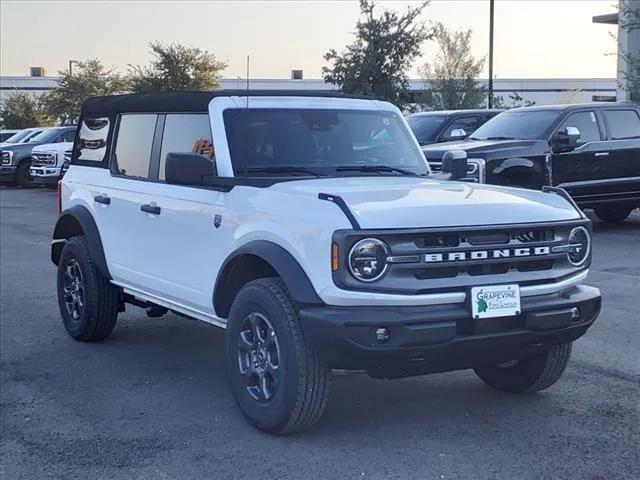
<box><xmin>375</xmin><ymin>327</ymin><xmax>390</xmax><ymax>343</ymax></box>
<box><xmin>570</xmin><ymin>307</ymin><xmax>581</xmax><ymax>321</ymax></box>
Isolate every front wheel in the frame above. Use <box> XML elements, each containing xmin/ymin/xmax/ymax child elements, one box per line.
<box><xmin>594</xmin><ymin>206</ymin><xmax>633</xmax><ymax>224</ymax></box>
<box><xmin>225</xmin><ymin>278</ymin><xmax>331</xmax><ymax>435</ymax></box>
<box><xmin>57</xmin><ymin>236</ymin><xmax>119</xmax><ymax>341</ymax></box>
<box><xmin>16</xmin><ymin>162</ymin><xmax>33</xmax><ymax>188</ymax></box>
<box><xmin>474</xmin><ymin>342</ymin><xmax>572</xmax><ymax>393</ymax></box>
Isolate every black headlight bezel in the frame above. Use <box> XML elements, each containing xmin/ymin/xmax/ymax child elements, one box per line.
<box><xmin>566</xmin><ymin>226</ymin><xmax>591</xmax><ymax>267</ymax></box>
<box><xmin>347</xmin><ymin>238</ymin><xmax>390</xmax><ymax>283</ymax></box>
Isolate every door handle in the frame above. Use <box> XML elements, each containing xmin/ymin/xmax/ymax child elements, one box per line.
<box><xmin>94</xmin><ymin>195</ymin><xmax>111</xmax><ymax>205</ymax></box>
<box><xmin>140</xmin><ymin>204</ymin><xmax>161</xmax><ymax>215</ymax></box>
<box><xmin>594</xmin><ymin>152</ymin><xmax>609</xmax><ymax>157</ymax></box>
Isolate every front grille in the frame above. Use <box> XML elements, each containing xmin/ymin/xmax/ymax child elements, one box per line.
<box><xmin>31</xmin><ymin>152</ymin><xmax>56</xmax><ymax>166</ymax></box>
<box><xmin>334</xmin><ymin>221</ymin><xmax>588</xmax><ymax>294</ymax></box>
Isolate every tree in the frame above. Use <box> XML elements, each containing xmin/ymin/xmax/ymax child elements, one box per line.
<box><xmin>129</xmin><ymin>42</ymin><xmax>227</xmax><ymax>93</ymax></box>
<box><xmin>619</xmin><ymin>1</ymin><xmax>640</xmax><ymax>100</ymax></box>
<box><xmin>491</xmin><ymin>91</ymin><xmax>535</xmax><ymax>109</ymax></box>
<box><xmin>44</xmin><ymin>59</ymin><xmax>128</xmax><ymax>125</ymax></box>
<box><xmin>421</xmin><ymin>23</ymin><xmax>486</xmax><ymax>110</ymax></box>
<box><xmin>322</xmin><ymin>0</ymin><xmax>432</xmax><ymax>109</ymax></box>
<box><xmin>0</xmin><ymin>92</ymin><xmax>53</xmax><ymax>129</ymax></box>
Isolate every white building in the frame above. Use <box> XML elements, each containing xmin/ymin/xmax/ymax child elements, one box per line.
<box><xmin>0</xmin><ymin>75</ymin><xmax>618</xmax><ymax>106</ymax></box>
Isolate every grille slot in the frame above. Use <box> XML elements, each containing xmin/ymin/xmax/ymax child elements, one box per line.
<box><xmin>31</xmin><ymin>152</ymin><xmax>56</xmax><ymax>166</ymax></box>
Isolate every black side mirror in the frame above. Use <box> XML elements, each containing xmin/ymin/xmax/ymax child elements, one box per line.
<box><xmin>441</xmin><ymin>150</ymin><xmax>468</xmax><ymax>180</ymax></box>
<box><xmin>553</xmin><ymin>126</ymin><xmax>581</xmax><ymax>152</ymax></box>
<box><xmin>165</xmin><ymin>152</ymin><xmax>217</xmax><ymax>186</ymax></box>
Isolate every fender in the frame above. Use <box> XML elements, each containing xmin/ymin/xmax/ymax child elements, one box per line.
<box><xmin>489</xmin><ymin>156</ymin><xmax>546</xmax><ymax>189</ymax></box>
<box><xmin>213</xmin><ymin>240</ymin><xmax>322</xmax><ymax>317</ymax></box>
<box><xmin>51</xmin><ymin>205</ymin><xmax>111</xmax><ymax>279</ymax></box>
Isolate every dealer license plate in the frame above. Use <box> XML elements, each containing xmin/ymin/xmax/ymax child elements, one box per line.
<box><xmin>471</xmin><ymin>284</ymin><xmax>521</xmax><ymax>319</ymax></box>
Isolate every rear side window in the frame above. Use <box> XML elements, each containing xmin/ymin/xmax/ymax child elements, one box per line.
<box><xmin>78</xmin><ymin>118</ymin><xmax>110</xmax><ymax>162</ymax></box>
<box><xmin>114</xmin><ymin>114</ymin><xmax>157</xmax><ymax>178</ymax></box>
<box><xmin>557</xmin><ymin>111</ymin><xmax>601</xmax><ymax>144</ymax></box>
<box><xmin>159</xmin><ymin>114</ymin><xmax>213</xmax><ymax>180</ymax></box>
<box><xmin>604</xmin><ymin>109</ymin><xmax>640</xmax><ymax>139</ymax></box>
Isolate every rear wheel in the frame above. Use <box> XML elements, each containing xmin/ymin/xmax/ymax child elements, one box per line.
<box><xmin>225</xmin><ymin>278</ymin><xmax>330</xmax><ymax>434</ymax></box>
<box><xmin>57</xmin><ymin>236</ymin><xmax>119</xmax><ymax>341</ymax></box>
<box><xmin>594</xmin><ymin>206</ymin><xmax>633</xmax><ymax>224</ymax></box>
<box><xmin>474</xmin><ymin>342</ymin><xmax>572</xmax><ymax>393</ymax></box>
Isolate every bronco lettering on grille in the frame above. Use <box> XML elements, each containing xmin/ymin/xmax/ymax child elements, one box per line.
<box><xmin>424</xmin><ymin>246</ymin><xmax>551</xmax><ymax>263</ymax></box>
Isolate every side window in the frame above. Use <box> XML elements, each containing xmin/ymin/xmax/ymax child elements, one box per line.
<box><xmin>78</xmin><ymin>117</ymin><xmax>110</xmax><ymax>162</ymax></box>
<box><xmin>114</xmin><ymin>114</ymin><xmax>157</xmax><ymax>178</ymax></box>
<box><xmin>557</xmin><ymin>111</ymin><xmax>602</xmax><ymax>144</ymax></box>
<box><xmin>61</xmin><ymin>129</ymin><xmax>76</xmax><ymax>143</ymax></box>
<box><xmin>603</xmin><ymin>109</ymin><xmax>640</xmax><ymax>140</ymax></box>
<box><xmin>442</xmin><ymin>116</ymin><xmax>482</xmax><ymax>140</ymax></box>
<box><xmin>159</xmin><ymin>114</ymin><xmax>213</xmax><ymax>180</ymax></box>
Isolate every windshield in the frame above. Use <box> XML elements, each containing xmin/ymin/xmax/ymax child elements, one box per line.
<box><xmin>29</xmin><ymin>128</ymin><xmax>63</xmax><ymax>144</ymax></box>
<box><xmin>406</xmin><ymin>115</ymin><xmax>447</xmax><ymax>143</ymax></box>
<box><xmin>4</xmin><ymin>129</ymin><xmax>36</xmax><ymax>144</ymax></box>
<box><xmin>470</xmin><ymin>110</ymin><xmax>560</xmax><ymax>141</ymax></box>
<box><xmin>224</xmin><ymin>109</ymin><xmax>428</xmax><ymax>177</ymax></box>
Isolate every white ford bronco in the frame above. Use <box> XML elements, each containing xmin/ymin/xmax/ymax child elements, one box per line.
<box><xmin>52</xmin><ymin>91</ymin><xmax>601</xmax><ymax>434</ymax></box>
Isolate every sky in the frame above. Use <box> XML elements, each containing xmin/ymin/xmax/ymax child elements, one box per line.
<box><xmin>0</xmin><ymin>0</ymin><xmax>618</xmax><ymax>80</ymax></box>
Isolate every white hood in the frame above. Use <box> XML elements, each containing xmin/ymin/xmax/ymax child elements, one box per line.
<box><xmin>269</xmin><ymin>177</ymin><xmax>581</xmax><ymax>229</ymax></box>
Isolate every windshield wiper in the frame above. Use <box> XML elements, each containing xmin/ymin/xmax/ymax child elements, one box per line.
<box><xmin>335</xmin><ymin>165</ymin><xmax>420</xmax><ymax>176</ymax></box>
<box><xmin>475</xmin><ymin>136</ymin><xmax>516</xmax><ymax>141</ymax></box>
<box><xmin>244</xmin><ymin>166</ymin><xmax>325</xmax><ymax>177</ymax></box>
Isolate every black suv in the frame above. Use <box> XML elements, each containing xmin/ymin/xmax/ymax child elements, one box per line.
<box><xmin>406</xmin><ymin>109</ymin><xmax>503</xmax><ymax>146</ymax></box>
<box><xmin>422</xmin><ymin>103</ymin><xmax>640</xmax><ymax>223</ymax></box>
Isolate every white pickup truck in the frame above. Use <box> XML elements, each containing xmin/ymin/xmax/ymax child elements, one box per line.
<box><xmin>30</xmin><ymin>141</ymin><xmax>74</xmax><ymax>187</ymax></box>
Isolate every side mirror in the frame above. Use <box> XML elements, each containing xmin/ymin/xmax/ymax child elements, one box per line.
<box><xmin>441</xmin><ymin>150</ymin><xmax>468</xmax><ymax>180</ymax></box>
<box><xmin>449</xmin><ymin>128</ymin><xmax>467</xmax><ymax>139</ymax></box>
<box><xmin>165</xmin><ymin>152</ymin><xmax>217</xmax><ymax>186</ymax></box>
<box><xmin>554</xmin><ymin>126</ymin><xmax>581</xmax><ymax>152</ymax></box>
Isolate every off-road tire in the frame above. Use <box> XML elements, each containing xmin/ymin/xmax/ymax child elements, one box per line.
<box><xmin>225</xmin><ymin>277</ymin><xmax>331</xmax><ymax>434</ymax></box>
<box><xmin>474</xmin><ymin>342</ymin><xmax>572</xmax><ymax>393</ymax></box>
<box><xmin>16</xmin><ymin>161</ymin><xmax>33</xmax><ymax>188</ymax></box>
<box><xmin>594</xmin><ymin>206</ymin><xmax>633</xmax><ymax>224</ymax></box>
<box><xmin>57</xmin><ymin>236</ymin><xmax>119</xmax><ymax>341</ymax></box>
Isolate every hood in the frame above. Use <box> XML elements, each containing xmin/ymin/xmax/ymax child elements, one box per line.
<box><xmin>269</xmin><ymin>176</ymin><xmax>580</xmax><ymax>229</ymax></box>
<box><xmin>0</xmin><ymin>142</ymin><xmax>38</xmax><ymax>154</ymax></box>
<box><xmin>421</xmin><ymin>138</ymin><xmax>547</xmax><ymax>161</ymax></box>
<box><xmin>31</xmin><ymin>141</ymin><xmax>73</xmax><ymax>153</ymax></box>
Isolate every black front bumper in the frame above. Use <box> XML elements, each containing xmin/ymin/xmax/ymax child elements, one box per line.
<box><xmin>0</xmin><ymin>165</ymin><xmax>17</xmax><ymax>182</ymax></box>
<box><xmin>300</xmin><ymin>285</ymin><xmax>601</xmax><ymax>378</ymax></box>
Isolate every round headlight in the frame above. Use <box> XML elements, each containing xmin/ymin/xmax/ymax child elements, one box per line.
<box><xmin>348</xmin><ymin>238</ymin><xmax>389</xmax><ymax>282</ymax></box>
<box><xmin>567</xmin><ymin>226</ymin><xmax>590</xmax><ymax>266</ymax></box>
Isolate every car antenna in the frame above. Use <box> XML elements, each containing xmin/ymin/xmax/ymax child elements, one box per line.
<box><xmin>243</xmin><ymin>55</ymin><xmax>250</xmax><ymax>177</ymax></box>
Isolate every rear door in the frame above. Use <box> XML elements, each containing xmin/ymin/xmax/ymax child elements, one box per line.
<box><xmin>550</xmin><ymin>110</ymin><xmax>610</xmax><ymax>200</ymax></box>
<box><xmin>600</xmin><ymin>108</ymin><xmax>640</xmax><ymax>203</ymax></box>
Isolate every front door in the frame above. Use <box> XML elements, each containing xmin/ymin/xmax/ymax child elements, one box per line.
<box><xmin>551</xmin><ymin>110</ymin><xmax>611</xmax><ymax>202</ymax></box>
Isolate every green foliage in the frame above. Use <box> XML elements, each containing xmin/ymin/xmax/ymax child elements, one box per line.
<box><xmin>44</xmin><ymin>59</ymin><xmax>128</xmax><ymax>125</ymax></box>
<box><xmin>421</xmin><ymin>23</ymin><xmax>486</xmax><ymax>110</ymax></box>
<box><xmin>619</xmin><ymin>2</ymin><xmax>640</xmax><ymax>101</ymax></box>
<box><xmin>492</xmin><ymin>91</ymin><xmax>536</xmax><ymax>109</ymax></box>
<box><xmin>0</xmin><ymin>92</ymin><xmax>54</xmax><ymax>129</ymax></box>
<box><xmin>322</xmin><ymin>0</ymin><xmax>432</xmax><ymax>109</ymax></box>
<box><xmin>129</xmin><ymin>42</ymin><xmax>227</xmax><ymax>93</ymax></box>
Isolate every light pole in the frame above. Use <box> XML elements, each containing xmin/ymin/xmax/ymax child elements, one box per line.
<box><xmin>488</xmin><ymin>0</ymin><xmax>495</xmax><ymax>108</ymax></box>
<box><xmin>69</xmin><ymin>60</ymin><xmax>79</xmax><ymax>75</ymax></box>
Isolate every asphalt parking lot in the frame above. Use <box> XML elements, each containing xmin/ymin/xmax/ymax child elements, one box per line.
<box><xmin>1</xmin><ymin>187</ymin><xmax>639</xmax><ymax>480</ymax></box>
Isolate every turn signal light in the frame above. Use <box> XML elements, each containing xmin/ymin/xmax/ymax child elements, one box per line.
<box><xmin>331</xmin><ymin>243</ymin><xmax>339</xmax><ymax>271</ymax></box>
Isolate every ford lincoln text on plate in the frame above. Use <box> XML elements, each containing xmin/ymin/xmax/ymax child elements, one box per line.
<box><xmin>421</xmin><ymin>103</ymin><xmax>640</xmax><ymax>223</ymax></box>
<box><xmin>52</xmin><ymin>91</ymin><xmax>601</xmax><ymax>434</ymax></box>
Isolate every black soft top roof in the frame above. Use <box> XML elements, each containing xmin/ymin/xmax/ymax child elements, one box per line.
<box><xmin>81</xmin><ymin>90</ymin><xmax>374</xmax><ymax>115</ymax></box>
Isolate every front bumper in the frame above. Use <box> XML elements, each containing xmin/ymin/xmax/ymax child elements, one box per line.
<box><xmin>0</xmin><ymin>165</ymin><xmax>17</xmax><ymax>182</ymax></box>
<box><xmin>30</xmin><ymin>166</ymin><xmax>61</xmax><ymax>184</ymax></box>
<box><xmin>300</xmin><ymin>285</ymin><xmax>601</xmax><ymax>378</ymax></box>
